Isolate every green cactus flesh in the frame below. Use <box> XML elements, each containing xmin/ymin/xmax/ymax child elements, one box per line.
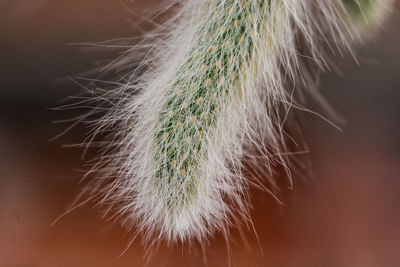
<box><xmin>154</xmin><ymin>0</ymin><xmax>269</xmax><ymax>213</ymax></box>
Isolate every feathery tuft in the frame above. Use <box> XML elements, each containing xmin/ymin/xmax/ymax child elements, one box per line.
<box><xmin>73</xmin><ymin>0</ymin><xmax>392</xmax><ymax>245</ymax></box>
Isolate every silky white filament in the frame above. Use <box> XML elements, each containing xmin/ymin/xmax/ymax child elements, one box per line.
<box><xmin>75</xmin><ymin>0</ymin><xmax>392</xmax><ymax>245</ymax></box>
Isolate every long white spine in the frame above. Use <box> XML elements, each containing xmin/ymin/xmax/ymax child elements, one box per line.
<box><xmin>79</xmin><ymin>0</ymin><xmax>392</xmax><ymax>244</ymax></box>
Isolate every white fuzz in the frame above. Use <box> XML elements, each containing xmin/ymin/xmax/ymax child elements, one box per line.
<box><xmin>77</xmin><ymin>0</ymin><xmax>392</xmax><ymax>244</ymax></box>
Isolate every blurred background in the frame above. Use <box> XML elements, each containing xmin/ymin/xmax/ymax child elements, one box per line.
<box><xmin>0</xmin><ymin>1</ymin><xmax>399</xmax><ymax>266</ymax></box>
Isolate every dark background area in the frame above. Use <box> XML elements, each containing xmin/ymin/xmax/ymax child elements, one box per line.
<box><xmin>0</xmin><ymin>1</ymin><xmax>399</xmax><ymax>266</ymax></box>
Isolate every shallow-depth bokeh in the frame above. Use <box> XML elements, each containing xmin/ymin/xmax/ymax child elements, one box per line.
<box><xmin>1</xmin><ymin>1</ymin><xmax>399</xmax><ymax>266</ymax></box>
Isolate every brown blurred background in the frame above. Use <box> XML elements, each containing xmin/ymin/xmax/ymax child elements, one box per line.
<box><xmin>1</xmin><ymin>1</ymin><xmax>399</xmax><ymax>266</ymax></box>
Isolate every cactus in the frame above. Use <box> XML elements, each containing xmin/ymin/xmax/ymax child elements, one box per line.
<box><xmin>77</xmin><ymin>0</ymin><xmax>392</xmax><ymax>245</ymax></box>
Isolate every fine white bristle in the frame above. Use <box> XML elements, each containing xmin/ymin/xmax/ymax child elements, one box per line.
<box><xmin>71</xmin><ymin>0</ymin><xmax>392</xmax><ymax>245</ymax></box>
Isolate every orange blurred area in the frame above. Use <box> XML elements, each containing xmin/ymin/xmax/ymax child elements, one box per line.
<box><xmin>1</xmin><ymin>1</ymin><xmax>400</xmax><ymax>266</ymax></box>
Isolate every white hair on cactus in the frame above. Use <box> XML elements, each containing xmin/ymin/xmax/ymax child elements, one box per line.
<box><xmin>73</xmin><ymin>0</ymin><xmax>392</xmax><ymax>245</ymax></box>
